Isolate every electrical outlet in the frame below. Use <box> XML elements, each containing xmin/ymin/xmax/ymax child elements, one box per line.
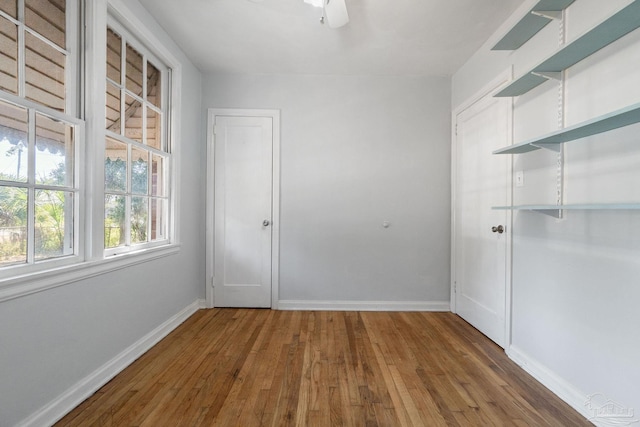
<box><xmin>515</xmin><ymin>171</ymin><xmax>524</xmax><ymax>187</ymax></box>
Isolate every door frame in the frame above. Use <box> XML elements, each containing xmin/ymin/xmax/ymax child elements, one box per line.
<box><xmin>450</xmin><ymin>68</ymin><xmax>514</xmax><ymax>347</ymax></box>
<box><xmin>205</xmin><ymin>108</ymin><xmax>281</xmax><ymax>309</ymax></box>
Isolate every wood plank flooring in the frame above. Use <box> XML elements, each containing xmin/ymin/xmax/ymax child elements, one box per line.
<box><xmin>56</xmin><ymin>310</ymin><xmax>591</xmax><ymax>426</ymax></box>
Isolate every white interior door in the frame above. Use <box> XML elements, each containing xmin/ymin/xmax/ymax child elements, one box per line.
<box><xmin>214</xmin><ymin>115</ymin><xmax>273</xmax><ymax>308</ymax></box>
<box><xmin>453</xmin><ymin>91</ymin><xmax>511</xmax><ymax>348</ymax></box>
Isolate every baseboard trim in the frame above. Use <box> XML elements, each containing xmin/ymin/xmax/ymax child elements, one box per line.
<box><xmin>278</xmin><ymin>300</ymin><xmax>450</xmax><ymax>312</ymax></box>
<box><xmin>507</xmin><ymin>345</ymin><xmax>593</xmax><ymax>423</ymax></box>
<box><xmin>17</xmin><ymin>299</ymin><xmax>205</xmax><ymax>427</ymax></box>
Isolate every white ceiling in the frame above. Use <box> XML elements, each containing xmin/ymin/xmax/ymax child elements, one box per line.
<box><xmin>137</xmin><ymin>0</ymin><xmax>526</xmax><ymax>76</ymax></box>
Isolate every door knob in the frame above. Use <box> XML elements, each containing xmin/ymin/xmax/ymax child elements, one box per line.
<box><xmin>263</xmin><ymin>220</ymin><xmax>271</xmax><ymax>227</ymax></box>
<box><xmin>491</xmin><ymin>225</ymin><xmax>505</xmax><ymax>234</ymax></box>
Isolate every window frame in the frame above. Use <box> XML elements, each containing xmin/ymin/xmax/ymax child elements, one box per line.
<box><xmin>103</xmin><ymin>17</ymin><xmax>173</xmax><ymax>257</ymax></box>
<box><xmin>0</xmin><ymin>0</ymin><xmax>182</xmax><ymax>303</ymax></box>
<box><xmin>0</xmin><ymin>0</ymin><xmax>85</xmax><ymax>278</ymax></box>
<box><xmin>0</xmin><ymin>96</ymin><xmax>85</xmax><ymax>277</ymax></box>
<box><xmin>0</xmin><ymin>0</ymin><xmax>80</xmax><ymax>116</ymax></box>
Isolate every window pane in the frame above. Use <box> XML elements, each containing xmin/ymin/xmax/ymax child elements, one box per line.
<box><xmin>106</xmin><ymin>82</ymin><xmax>121</xmax><ymax>133</ymax></box>
<box><xmin>125</xmin><ymin>43</ymin><xmax>143</xmax><ymax>96</ymax></box>
<box><xmin>25</xmin><ymin>0</ymin><xmax>66</xmax><ymax>49</ymax></box>
<box><xmin>124</xmin><ymin>94</ymin><xmax>142</xmax><ymax>142</ymax></box>
<box><xmin>0</xmin><ymin>100</ymin><xmax>28</xmax><ymax>182</ymax></box>
<box><xmin>146</xmin><ymin>106</ymin><xmax>160</xmax><ymax>149</ymax></box>
<box><xmin>0</xmin><ymin>185</ymin><xmax>27</xmax><ymax>266</ymax></box>
<box><xmin>147</xmin><ymin>60</ymin><xmax>161</xmax><ymax>108</ymax></box>
<box><xmin>0</xmin><ymin>16</ymin><xmax>18</xmax><ymax>94</ymax></box>
<box><xmin>36</xmin><ymin>114</ymin><xmax>73</xmax><ymax>186</ymax></box>
<box><xmin>35</xmin><ymin>189</ymin><xmax>72</xmax><ymax>260</ymax></box>
<box><xmin>105</xmin><ymin>138</ymin><xmax>127</xmax><ymax>192</ymax></box>
<box><xmin>102</xmin><ymin>29</ymin><xmax>172</xmax><ymax>254</ymax></box>
<box><xmin>0</xmin><ymin>0</ymin><xmax>18</xmax><ymax>18</ymax></box>
<box><xmin>104</xmin><ymin>194</ymin><xmax>124</xmax><ymax>248</ymax></box>
<box><xmin>151</xmin><ymin>154</ymin><xmax>164</xmax><ymax>196</ymax></box>
<box><xmin>25</xmin><ymin>32</ymin><xmax>66</xmax><ymax>112</ymax></box>
<box><xmin>131</xmin><ymin>147</ymin><xmax>148</xmax><ymax>195</ymax></box>
<box><xmin>150</xmin><ymin>197</ymin><xmax>166</xmax><ymax>241</ymax></box>
<box><xmin>131</xmin><ymin>196</ymin><xmax>147</xmax><ymax>244</ymax></box>
<box><xmin>106</xmin><ymin>28</ymin><xmax>122</xmax><ymax>83</ymax></box>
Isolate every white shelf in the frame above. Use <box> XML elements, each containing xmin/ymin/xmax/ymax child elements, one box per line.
<box><xmin>492</xmin><ymin>204</ymin><xmax>640</xmax><ymax>218</ymax></box>
<box><xmin>492</xmin><ymin>0</ymin><xmax>575</xmax><ymax>51</ymax></box>
<box><xmin>489</xmin><ymin>2</ymin><xmax>640</xmax><ymax>217</ymax></box>
<box><xmin>495</xmin><ymin>1</ymin><xmax>640</xmax><ymax>97</ymax></box>
<box><xmin>493</xmin><ymin>102</ymin><xmax>640</xmax><ymax>154</ymax></box>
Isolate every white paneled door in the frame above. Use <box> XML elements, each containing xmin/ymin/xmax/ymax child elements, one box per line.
<box><xmin>213</xmin><ymin>115</ymin><xmax>274</xmax><ymax>308</ymax></box>
<box><xmin>453</xmin><ymin>87</ymin><xmax>511</xmax><ymax>348</ymax></box>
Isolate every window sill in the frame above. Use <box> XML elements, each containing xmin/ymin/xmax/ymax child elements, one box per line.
<box><xmin>0</xmin><ymin>244</ymin><xmax>181</xmax><ymax>303</ymax></box>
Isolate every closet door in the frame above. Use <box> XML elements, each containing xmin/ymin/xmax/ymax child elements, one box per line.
<box><xmin>453</xmin><ymin>89</ymin><xmax>511</xmax><ymax>348</ymax></box>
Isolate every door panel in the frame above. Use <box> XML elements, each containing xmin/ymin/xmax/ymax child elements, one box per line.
<box><xmin>214</xmin><ymin>116</ymin><xmax>273</xmax><ymax>308</ymax></box>
<box><xmin>454</xmin><ymin>94</ymin><xmax>510</xmax><ymax>347</ymax></box>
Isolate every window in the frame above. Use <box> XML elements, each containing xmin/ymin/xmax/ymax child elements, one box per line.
<box><xmin>104</xmin><ymin>23</ymin><xmax>171</xmax><ymax>254</ymax></box>
<box><xmin>0</xmin><ymin>1</ymin><xmax>178</xmax><ymax>297</ymax></box>
<box><xmin>0</xmin><ymin>0</ymin><xmax>82</xmax><ymax>272</ymax></box>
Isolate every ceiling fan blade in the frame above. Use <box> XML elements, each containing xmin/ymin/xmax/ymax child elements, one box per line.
<box><xmin>303</xmin><ymin>0</ymin><xmax>323</xmax><ymax>7</ymax></box>
<box><xmin>325</xmin><ymin>0</ymin><xmax>349</xmax><ymax>28</ymax></box>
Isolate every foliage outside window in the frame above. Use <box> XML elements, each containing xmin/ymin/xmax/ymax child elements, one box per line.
<box><xmin>0</xmin><ymin>0</ymin><xmax>81</xmax><ymax>270</ymax></box>
<box><xmin>105</xmin><ymin>25</ymin><xmax>170</xmax><ymax>253</ymax></box>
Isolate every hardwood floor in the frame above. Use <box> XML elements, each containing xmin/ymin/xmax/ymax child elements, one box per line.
<box><xmin>56</xmin><ymin>310</ymin><xmax>591</xmax><ymax>426</ymax></box>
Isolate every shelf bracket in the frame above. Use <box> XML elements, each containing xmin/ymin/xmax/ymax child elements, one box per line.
<box><xmin>531</xmin><ymin>10</ymin><xmax>563</xmax><ymax>20</ymax></box>
<box><xmin>532</xmin><ymin>71</ymin><xmax>562</xmax><ymax>81</ymax></box>
<box><xmin>532</xmin><ymin>208</ymin><xmax>562</xmax><ymax>218</ymax></box>
<box><xmin>531</xmin><ymin>142</ymin><xmax>562</xmax><ymax>152</ymax></box>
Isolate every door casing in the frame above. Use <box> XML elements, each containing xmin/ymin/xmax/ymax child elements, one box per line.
<box><xmin>206</xmin><ymin>108</ymin><xmax>280</xmax><ymax>309</ymax></box>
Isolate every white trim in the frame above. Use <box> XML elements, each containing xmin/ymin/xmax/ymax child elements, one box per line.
<box><xmin>205</xmin><ymin>108</ymin><xmax>281</xmax><ymax>309</ymax></box>
<box><xmin>451</xmin><ymin>68</ymin><xmax>514</xmax><ymax>115</ymax></box>
<box><xmin>16</xmin><ymin>299</ymin><xmax>205</xmax><ymax>427</ymax></box>
<box><xmin>103</xmin><ymin>8</ymin><xmax>181</xmax><ymax>255</ymax></box>
<box><xmin>0</xmin><ymin>92</ymin><xmax>84</xmax><ymax>126</ymax></box>
<box><xmin>205</xmin><ymin>110</ymin><xmax>215</xmax><ymax>307</ymax></box>
<box><xmin>0</xmin><ymin>110</ymin><xmax>86</xmax><ymax>281</ymax></box>
<box><xmin>87</xmin><ymin>0</ymin><xmax>183</xmax><ymax>257</ymax></box>
<box><xmin>451</xmin><ymin>68</ymin><xmax>514</xmax><ymax>348</ymax></box>
<box><xmin>84</xmin><ymin>0</ymin><xmax>108</xmax><ymax>261</ymax></box>
<box><xmin>0</xmin><ymin>1</ymin><xmax>85</xmax><ymax>279</ymax></box>
<box><xmin>66</xmin><ymin>0</ymin><xmax>79</xmax><ymax>118</ymax></box>
<box><xmin>0</xmin><ymin>244</ymin><xmax>180</xmax><ymax>303</ymax></box>
<box><xmin>506</xmin><ymin>345</ymin><xmax>593</xmax><ymax>423</ymax></box>
<box><xmin>271</xmin><ymin>112</ymin><xmax>281</xmax><ymax>309</ymax></box>
<box><xmin>278</xmin><ymin>300</ymin><xmax>451</xmax><ymax>312</ymax></box>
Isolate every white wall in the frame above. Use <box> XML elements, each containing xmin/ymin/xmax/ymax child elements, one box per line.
<box><xmin>453</xmin><ymin>0</ymin><xmax>640</xmax><ymax>419</ymax></box>
<box><xmin>0</xmin><ymin>1</ymin><xmax>205</xmax><ymax>425</ymax></box>
<box><xmin>203</xmin><ymin>74</ymin><xmax>451</xmax><ymax>308</ymax></box>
